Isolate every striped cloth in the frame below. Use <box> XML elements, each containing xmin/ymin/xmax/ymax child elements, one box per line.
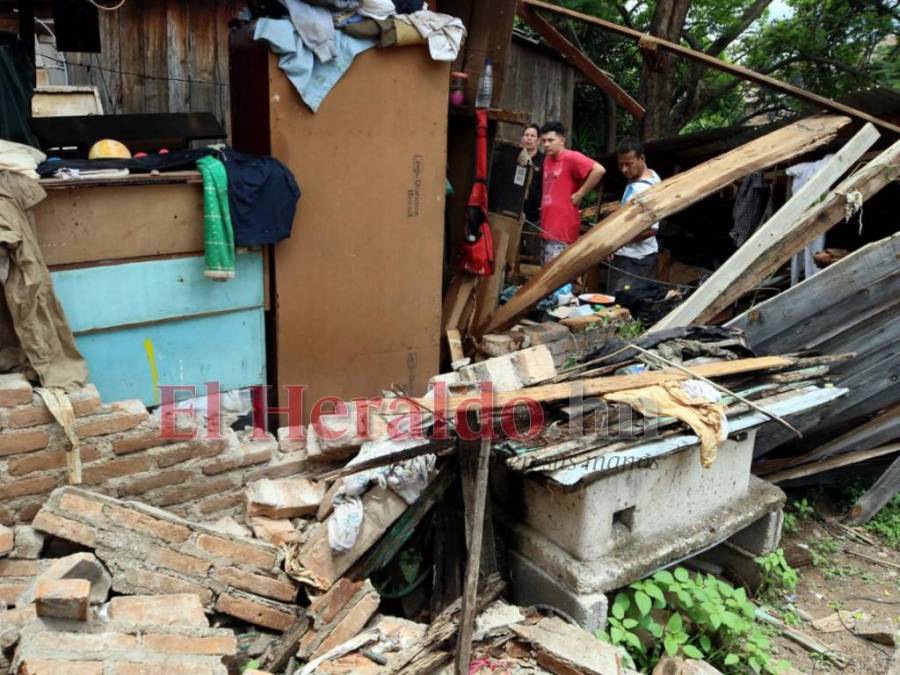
<box><xmin>197</xmin><ymin>155</ymin><xmax>235</xmax><ymax>281</ymax></box>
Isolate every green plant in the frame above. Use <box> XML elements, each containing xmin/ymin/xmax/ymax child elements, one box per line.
<box><xmin>597</xmin><ymin>567</ymin><xmax>792</xmax><ymax>674</ymax></box>
<box><xmin>783</xmin><ymin>497</ymin><xmax>814</xmax><ymax>535</ymax></box>
<box><xmin>756</xmin><ymin>549</ymin><xmax>799</xmax><ymax>602</ymax></box>
<box><xmin>793</xmin><ymin>498</ymin><xmax>814</xmax><ymax>519</ymax></box>
<box><xmin>616</xmin><ymin>318</ymin><xmax>644</xmax><ymax>341</ymax></box>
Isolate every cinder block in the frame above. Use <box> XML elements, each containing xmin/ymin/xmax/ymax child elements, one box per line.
<box><xmin>727</xmin><ymin>508</ymin><xmax>783</xmax><ymax>556</ymax></box>
<box><xmin>508</xmin><ymin>550</ymin><xmax>608</xmax><ymax>633</ymax></box>
<box><xmin>35</xmin><ymin>578</ymin><xmax>90</xmax><ymax>620</ymax></box>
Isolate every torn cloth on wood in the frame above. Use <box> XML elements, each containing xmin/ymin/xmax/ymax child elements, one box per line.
<box><xmin>0</xmin><ymin>171</ymin><xmax>88</xmax><ymax>389</ymax></box>
<box><xmin>606</xmin><ymin>379</ymin><xmax>727</xmax><ymax>468</ymax></box>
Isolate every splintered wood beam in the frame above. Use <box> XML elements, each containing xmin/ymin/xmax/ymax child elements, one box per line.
<box><xmin>482</xmin><ymin>114</ymin><xmax>851</xmax><ymax>333</ymax></box>
<box><xmin>523</xmin><ymin>0</ymin><xmax>900</xmax><ymax>135</ymax></box>
<box><xmin>517</xmin><ymin>1</ymin><xmax>645</xmax><ymax>119</ymax></box>
<box><xmin>651</xmin><ymin>122</ymin><xmax>882</xmax><ymax>331</ymax></box>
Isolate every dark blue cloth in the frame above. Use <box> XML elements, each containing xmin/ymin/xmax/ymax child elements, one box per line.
<box><xmin>220</xmin><ymin>149</ymin><xmax>300</xmax><ymax>246</ymax></box>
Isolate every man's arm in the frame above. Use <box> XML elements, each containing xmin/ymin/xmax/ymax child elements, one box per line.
<box><xmin>571</xmin><ymin>163</ymin><xmax>606</xmax><ymax>206</ymax></box>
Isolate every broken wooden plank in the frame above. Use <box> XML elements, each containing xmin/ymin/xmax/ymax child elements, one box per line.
<box><xmin>517</xmin><ymin>1</ymin><xmax>645</xmax><ymax>119</ymax></box>
<box><xmin>442</xmin><ymin>275</ymin><xmax>477</xmax><ymax>340</ymax></box>
<box><xmin>847</xmin><ymin>453</ymin><xmax>900</xmax><ymax>525</ymax></box>
<box><xmin>446</xmin><ymin>329</ymin><xmax>465</xmax><ymax>363</ymax></box>
<box><xmin>762</xmin><ymin>442</ymin><xmax>900</xmax><ymax>484</ymax></box>
<box><xmin>483</xmin><ymin>115</ymin><xmax>851</xmax><ymax>332</ymax></box>
<box><xmin>259</xmin><ymin>615</ymin><xmax>310</xmax><ymax>673</ymax></box>
<box><xmin>523</xmin><ymin>0</ymin><xmax>900</xmax><ymax>135</ymax></box>
<box><xmin>652</xmin><ymin>123</ymin><xmax>881</xmax><ymax>331</ymax></box>
<box><xmin>455</xmin><ymin>435</ymin><xmax>491</xmax><ymax>674</ymax></box>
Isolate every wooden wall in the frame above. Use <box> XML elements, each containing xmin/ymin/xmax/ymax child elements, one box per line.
<box><xmin>498</xmin><ymin>37</ymin><xmax>577</xmax><ymax>142</ymax></box>
<box><xmin>61</xmin><ymin>0</ymin><xmax>242</xmax><ymax>133</ymax></box>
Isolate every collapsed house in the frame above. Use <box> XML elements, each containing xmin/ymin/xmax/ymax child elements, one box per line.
<box><xmin>0</xmin><ymin>1</ymin><xmax>899</xmax><ymax>674</ymax></box>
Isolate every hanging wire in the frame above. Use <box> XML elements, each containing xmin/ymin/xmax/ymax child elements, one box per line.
<box><xmin>40</xmin><ymin>53</ymin><xmax>229</xmax><ymax>88</ymax></box>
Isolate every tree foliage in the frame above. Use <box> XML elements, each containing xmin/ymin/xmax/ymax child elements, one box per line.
<box><xmin>537</xmin><ymin>0</ymin><xmax>899</xmax><ymax>148</ymax></box>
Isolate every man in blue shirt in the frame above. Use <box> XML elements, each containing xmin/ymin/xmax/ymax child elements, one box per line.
<box><xmin>607</xmin><ymin>138</ymin><xmax>661</xmax><ymax>295</ymax></box>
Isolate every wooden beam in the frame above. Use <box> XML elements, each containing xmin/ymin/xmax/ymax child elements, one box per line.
<box><xmin>470</xmin><ymin>228</ymin><xmax>510</xmax><ymax>334</ymax></box>
<box><xmin>847</xmin><ymin>453</ymin><xmax>900</xmax><ymax>525</ymax></box>
<box><xmin>652</xmin><ymin>123</ymin><xmax>881</xmax><ymax>331</ymax></box>
<box><xmin>763</xmin><ymin>442</ymin><xmax>900</xmax><ymax>484</ymax></box>
<box><xmin>522</xmin><ymin>0</ymin><xmax>900</xmax><ymax>135</ymax></box>
<box><xmin>517</xmin><ymin>2</ymin><xmax>645</xmax><ymax>119</ymax></box>
<box><xmin>455</xmin><ymin>435</ymin><xmax>491</xmax><ymax>675</ymax></box>
<box><xmin>483</xmin><ymin>114</ymin><xmax>851</xmax><ymax>333</ymax></box>
<box><xmin>447</xmin><ymin>329</ymin><xmax>465</xmax><ymax>363</ymax></box>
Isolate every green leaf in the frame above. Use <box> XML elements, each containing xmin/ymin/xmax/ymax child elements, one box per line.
<box><xmin>644</xmin><ymin>582</ymin><xmax>666</xmax><ymax>606</ymax></box>
<box><xmin>683</xmin><ymin>645</ymin><xmax>703</xmax><ymax>659</ymax></box>
<box><xmin>654</xmin><ymin>570</ymin><xmax>675</xmax><ymax>586</ymax></box>
<box><xmin>612</xmin><ymin>593</ymin><xmax>630</xmax><ymax>620</ymax></box>
<box><xmin>242</xmin><ymin>661</ymin><xmax>261</xmax><ymax>673</ymax></box>
<box><xmin>734</xmin><ymin>587</ymin><xmax>748</xmax><ymax>603</ymax></box>
<box><xmin>610</xmin><ymin>625</ymin><xmax>624</xmax><ymax>642</ymax></box>
<box><xmin>674</xmin><ymin>567</ymin><xmax>690</xmax><ymax>582</ymax></box>
<box><xmin>666</xmin><ymin>613</ymin><xmax>683</xmax><ymax>633</ymax></box>
<box><xmin>749</xmin><ymin>656</ymin><xmax>762</xmax><ymax>673</ymax></box>
<box><xmin>635</xmin><ymin>590</ymin><xmax>652</xmax><ymax>616</ymax></box>
<box><xmin>624</xmin><ymin>631</ymin><xmax>643</xmax><ymax>651</ymax></box>
<box><xmin>664</xmin><ymin>636</ymin><xmax>679</xmax><ymax>657</ymax></box>
<box><xmin>595</xmin><ymin>629</ymin><xmax>610</xmax><ymax>641</ymax></box>
<box><xmin>677</xmin><ymin>590</ymin><xmax>693</xmax><ymax>607</ymax></box>
<box><xmin>622</xmin><ymin>618</ymin><xmax>639</xmax><ymax>629</ymax></box>
<box><xmin>699</xmin><ymin>635</ymin><xmax>711</xmax><ymax>653</ymax></box>
<box><xmin>724</xmin><ymin>654</ymin><xmax>740</xmax><ymax>666</ymax></box>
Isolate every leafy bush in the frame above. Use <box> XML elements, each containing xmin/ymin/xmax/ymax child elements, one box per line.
<box><xmin>756</xmin><ymin>549</ymin><xmax>799</xmax><ymax>601</ymax></box>
<box><xmin>598</xmin><ymin>567</ymin><xmax>792</xmax><ymax>674</ymax></box>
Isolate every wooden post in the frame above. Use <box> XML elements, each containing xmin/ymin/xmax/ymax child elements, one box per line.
<box><xmin>848</xmin><ymin>452</ymin><xmax>900</xmax><ymax>525</ymax></box>
<box><xmin>455</xmin><ymin>431</ymin><xmax>491</xmax><ymax>674</ymax></box>
<box><xmin>482</xmin><ymin>115</ymin><xmax>850</xmax><ymax>333</ymax></box>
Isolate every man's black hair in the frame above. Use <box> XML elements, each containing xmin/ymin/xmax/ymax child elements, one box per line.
<box><xmin>524</xmin><ymin>122</ymin><xmax>541</xmax><ymax>134</ymax></box>
<box><xmin>617</xmin><ymin>137</ymin><xmax>645</xmax><ymax>156</ymax></box>
<box><xmin>540</xmin><ymin>120</ymin><xmax>566</xmax><ymax>137</ymax></box>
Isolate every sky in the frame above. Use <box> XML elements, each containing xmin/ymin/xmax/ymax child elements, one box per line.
<box><xmin>768</xmin><ymin>0</ymin><xmax>795</xmax><ymax>20</ymax></box>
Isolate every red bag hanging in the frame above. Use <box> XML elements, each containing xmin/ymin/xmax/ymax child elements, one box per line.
<box><xmin>459</xmin><ymin>109</ymin><xmax>494</xmax><ymax>276</ymax></box>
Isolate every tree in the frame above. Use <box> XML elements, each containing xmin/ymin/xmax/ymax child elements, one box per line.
<box><xmin>540</xmin><ymin>0</ymin><xmax>899</xmax><ymax>144</ymax></box>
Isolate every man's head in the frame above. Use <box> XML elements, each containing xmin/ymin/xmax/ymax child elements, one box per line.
<box><xmin>540</xmin><ymin>121</ymin><xmax>567</xmax><ymax>157</ymax></box>
<box><xmin>521</xmin><ymin>123</ymin><xmax>540</xmax><ymax>152</ymax></box>
<box><xmin>616</xmin><ymin>138</ymin><xmax>647</xmax><ymax>181</ymax></box>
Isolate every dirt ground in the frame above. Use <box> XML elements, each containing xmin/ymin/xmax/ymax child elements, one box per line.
<box><xmin>765</xmin><ymin>511</ymin><xmax>900</xmax><ymax>675</ymax></box>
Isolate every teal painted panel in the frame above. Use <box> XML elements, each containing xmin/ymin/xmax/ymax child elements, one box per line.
<box><xmin>74</xmin><ymin>308</ymin><xmax>266</xmax><ymax>406</ymax></box>
<box><xmin>51</xmin><ymin>251</ymin><xmax>264</xmax><ymax>333</ymax></box>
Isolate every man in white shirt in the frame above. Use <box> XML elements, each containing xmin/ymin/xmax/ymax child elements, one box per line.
<box><xmin>607</xmin><ymin>138</ymin><xmax>661</xmax><ymax>295</ymax></box>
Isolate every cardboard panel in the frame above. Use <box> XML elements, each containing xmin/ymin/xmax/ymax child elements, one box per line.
<box><xmin>268</xmin><ymin>47</ymin><xmax>448</xmax><ymax>420</ymax></box>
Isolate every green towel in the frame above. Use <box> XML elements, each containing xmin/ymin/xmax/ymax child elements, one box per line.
<box><xmin>197</xmin><ymin>155</ymin><xmax>235</xmax><ymax>281</ymax></box>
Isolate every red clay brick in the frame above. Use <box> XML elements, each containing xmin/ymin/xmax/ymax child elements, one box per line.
<box><xmin>0</xmin><ymin>474</ymin><xmax>58</xmax><ymax>500</ymax></box>
<box><xmin>111</xmin><ymin>430</ymin><xmax>171</xmax><ymax>455</ymax></box>
<box><xmin>146</xmin><ymin>545</ymin><xmax>210</xmax><ymax>576</ymax></box>
<box><xmin>0</xmin><ymin>558</ymin><xmax>39</xmax><ymax>576</ymax></box>
<box><xmin>6</xmin><ymin>386</ymin><xmax>101</xmax><ymax>428</ymax></box>
<box><xmin>153</xmin><ymin>475</ymin><xmax>241</xmax><ymax>508</ymax></box>
<box><xmin>0</xmin><ymin>524</ymin><xmax>12</xmax><ymax>555</ymax></box>
<box><xmin>201</xmin><ymin>448</ymin><xmax>272</xmax><ymax>476</ymax></box>
<box><xmin>32</xmin><ymin>511</ymin><xmax>97</xmax><ymax>547</ymax></box>
<box><xmin>142</xmin><ymin>633</ymin><xmax>237</xmax><ymax>655</ymax></box>
<box><xmin>8</xmin><ymin>445</ymin><xmax>102</xmax><ymax>476</ymax></box>
<box><xmin>105</xmin><ymin>505</ymin><xmax>191</xmax><ymax>543</ymax></box>
<box><xmin>76</xmin><ymin>400</ymin><xmax>148</xmax><ymax>438</ymax></box>
<box><xmin>35</xmin><ymin>578</ymin><xmax>91</xmax><ymax>620</ymax></box>
<box><xmin>18</xmin><ymin>501</ymin><xmax>43</xmax><ymax>522</ymax></box>
<box><xmin>123</xmin><ymin>567</ymin><xmax>213</xmax><ymax>605</ymax></box>
<box><xmin>309</xmin><ymin>578</ymin><xmax>364</xmax><ymax>624</ymax></box>
<box><xmin>215</xmin><ymin>593</ymin><xmax>296</xmax><ymax>631</ymax></box>
<box><xmin>245</xmin><ymin>453</ymin><xmax>309</xmax><ymax>481</ymax></box>
<box><xmin>19</xmin><ymin>660</ymin><xmax>104</xmax><ymax>675</ymax></box>
<box><xmin>113</xmin><ymin>663</ymin><xmax>216</xmax><ymax>675</ymax></box>
<box><xmin>312</xmin><ymin>591</ymin><xmax>380</xmax><ymax>658</ymax></box>
<box><xmin>107</xmin><ymin>593</ymin><xmax>208</xmax><ymax>626</ymax></box>
<box><xmin>0</xmin><ymin>429</ymin><xmax>50</xmax><ymax>456</ymax></box>
<box><xmin>155</xmin><ymin>439</ymin><xmax>227</xmax><ymax>468</ymax></box>
<box><xmin>0</xmin><ymin>603</ymin><xmax>37</xmax><ymax>625</ymax></box>
<box><xmin>0</xmin><ymin>581</ymin><xmax>26</xmax><ymax>604</ymax></box>
<box><xmin>81</xmin><ymin>456</ymin><xmax>153</xmax><ymax>484</ymax></box>
<box><xmin>197</xmin><ymin>492</ymin><xmax>244</xmax><ymax>515</ymax></box>
<box><xmin>29</xmin><ymin>631</ymin><xmax>139</xmax><ymax>653</ymax></box>
<box><xmin>59</xmin><ymin>492</ymin><xmax>105</xmax><ymax>518</ymax></box>
<box><xmin>195</xmin><ymin>534</ymin><xmax>277</xmax><ymax>570</ymax></box>
<box><xmin>117</xmin><ymin>470</ymin><xmax>194</xmax><ymax>497</ymax></box>
<box><xmin>0</xmin><ymin>373</ymin><xmax>33</xmax><ymax>407</ymax></box>
<box><xmin>214</xmin><ymin>567</ymin><xmax>297</xmax><ymax>603</ymax></box>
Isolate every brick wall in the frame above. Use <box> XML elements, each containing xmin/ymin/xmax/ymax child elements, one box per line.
<box><xmin>0</xmin><ymin>375</ymin><xmax>308</xmax><ymax>527</ymax></box>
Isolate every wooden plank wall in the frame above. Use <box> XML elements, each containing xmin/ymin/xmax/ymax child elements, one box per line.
<box><xmin>497</xmin><ymin>38</ymin><xmax>577</xmax><ymax>143</ymax></box>
<box><xmin>62</xmin><ymin>0</ymin><xmax>243</xmax><ymax>134</ymax></box>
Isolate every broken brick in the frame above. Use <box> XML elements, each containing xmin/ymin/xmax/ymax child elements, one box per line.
<box><xmin>146</xmin><ymin>545</ymin><xmax>210</xmax><ymax>576</ymax></box>
<box><xmin>215</xmin><ymin>593</ymin><xmax>296</xmax><ymax>632</ymax></box>
<box><xmin>142</xmin><ymin>633</ymin><xmax>237</xmax><ymax>656</ymax></box>
<box><xmin>0</xmin><ymin>524</ymin><xmax>12</xmax><ymax>556</ymax></box>
<box><xmin>121</xmin><ymin>568</ymin><xmax>214</xmax><ymax>606</ymax></box>
<box><xmin>106</xmin><ymin>505</ymin><xmax>192</xmax><ymax>543</ymax></box>
<box><xmin>195</xmin><ymin>534</ymin><xmax>278</xmax><ymax>569</ymax></box>
<box><xmin>75</xmin><ymin>399</ymin><xmax>148</xmax><ymax>438</ymax></box>
<box><xmin>107</xmin><ymin>594</ymin><xmax>208</xmax><ymax>627</ymax></box>
<box><xmin>32</xmin><ymin>512</ymin><xmax>96</xmax><ymax>547</ymax></box>
<box><xmin>18</xmin><ymin>660</ymin><xmax>103</xmax><ymax>675</ymax></box>
<box><xmin>245</xmin><ymin>478</ymin><xmax>326</xmax><ymax>519</ymax></box>
<box><xmin>19</xmin><ymin>552</ymin><xmax>111</xmax><ymax>605</ymax></box>
<box><xmin>213</xmin><ymin>567</ymin><xmax>297</xmax><ymax>603</ymax></box>
<box><xmin>35</xmin><ymin>578</ymin><xmax>91</xmax><ymax>620</ymax></box>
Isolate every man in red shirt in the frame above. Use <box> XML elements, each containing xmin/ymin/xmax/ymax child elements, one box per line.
<box><xmin>538</xmin><ymin>120</ymin><xmax>606</xmax><ymax>263</ymax></box>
